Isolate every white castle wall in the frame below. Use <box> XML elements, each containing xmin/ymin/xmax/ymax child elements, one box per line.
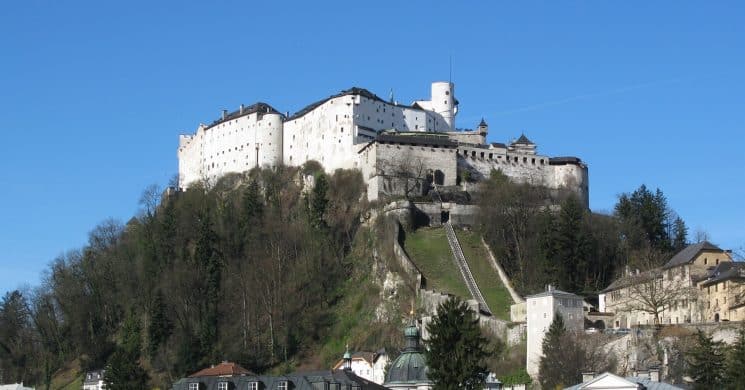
<box><xmin>178</xmin><ymin>107</ymin><xmax>283</xmax><ymax>189</ymax></box>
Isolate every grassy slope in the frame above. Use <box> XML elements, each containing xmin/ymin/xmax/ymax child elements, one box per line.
<box><xmin>404</xmin><ymin>227</ymin><xmax>513</xmax><ymax>321</ymax></box>
<box><xmin>404</xmin><ymin>227</ymin><xmax>470</xmax><ymax>298</ymax></box>
<box><xmin>455</xmin><ymin>229</ymin><xmax>513</xmax><ymax>321</ymax></box>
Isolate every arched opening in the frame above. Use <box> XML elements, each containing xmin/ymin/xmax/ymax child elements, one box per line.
<box><xmin>434</xmin><ymin>169</ymin><xmax>445</xmax><ymax>185</ymax></box>
<box><xmin>441</xmin><ymin>211</ymin><xmax>450</xmax><ymax>223</ymax></box>
<box><xmin>715</xmin><ymin>313</ymin><xmax>720</xmax><ymax>322</ymax></box>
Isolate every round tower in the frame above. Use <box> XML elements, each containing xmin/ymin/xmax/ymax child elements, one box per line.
<box><xmin>431</xmin><ymin>81</ymin><xmax>457</xmax><ymax>130</ymax></box>
<box><xmin>257</xmin><ymin>112</ymin><xmax>283</xmax><ymax>166</ymax></box>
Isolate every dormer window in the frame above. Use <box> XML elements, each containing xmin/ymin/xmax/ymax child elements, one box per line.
<box><xmin>218</xmin><ymin>382</ymin><xmax>228</xmax><ymax>390</ymax></box>
<box><xmin>189</xmin><ymin>383</ymin><xmax>199</xmax><ymax>390</ymax></box>
<box><xmin>278</xmin><ymin>381</ymin><xmax>289</xmax><ymax>390</ymax></box>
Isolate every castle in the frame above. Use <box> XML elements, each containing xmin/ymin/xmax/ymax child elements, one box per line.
<box><xmin>178</xmin><ymin>81</ymin><xmax>589</xmax><ymax>204</ymax></box>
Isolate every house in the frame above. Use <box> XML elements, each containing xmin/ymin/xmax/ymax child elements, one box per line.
<box><xmin>171</xmin><ymin>361</ymin><xmax>388</xmax><ymax>390</ymax></box>
<box><xmin>526</xmin><ymin>285</ymin><xmax>584</xmax><ymax>378</ymax></box>
<box><xmin>599</xmin><ymin>241</ymin><xmax>738</xmax><ymax>327</ymax></box>
<box><xmin>331</xmin><ymin>349</ymin><xmax>388</xmax><ymax>384</ymax></box>
<box><xmin>564</xmin><ymin>371</ymin><xmax>683</xmax><ymax>390</ymax></box>
<box><xmin>83</xmin><ymin>370</ymin><xmax>105</xmax><ymax>390</ymax></box>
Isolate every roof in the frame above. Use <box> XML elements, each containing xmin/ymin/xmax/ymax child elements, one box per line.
<box><xmin>83</xmin><ymin>369</ymin><xmax>106</xmax><ymax>384</ymax></box>
<box><xmin>173</xmin><ymin>369</ymin><xmax>388</xmax><ymax>390</ymax></box>
<box><xmin>663</xmin><ymin>241</ymin><xmax>723</xmax><ymax>269</ymax></box>
<box><xmin>478</xmin><ymin>118</ymin><xmax>488</xmax><ymax>127</ymax></box>
<box><xmin>0</xmin><ymin>385</ymin><xmax>34</xmax><ymax>390</ymax></box>
<box><xmin>332</xmin><ymin>351</ymin><xmax>385</xmax><ymax>369</ymax></box>
<box><xmin>512</xmin><ymin>134</ymin><xmax>534</xmax><ymax>145</ymax></box>
<box><xmin>204</xmin><ymin>102</ymin><xmax>281</xmax><ymax>130</ymax></box>
<box><xmin>601</xmin><ymin>270</ymin><xmax>659</xmax><ymax>293</ymax></box>
<box><xmin>564</xmin><ymin>372</ymin><xmax>684</xmax><ymax>390</ymax></box>
<box><xmin>376</xmin><ymin>133</ymin><xmax>457</xmax><ymax>148</ymax></box>
<box><xmin>526</xmin><ymin>287</ymin><xmax>583</xmax><ymax>300</ymax></box>
<box><xmin>384</xmin><ymin>351</ymin><xmax>430</xmax><ymax>385</ymax></box>
<box><xmin>549</xmin><ymin>156</ymin><xmax>584</xmax><ymax>166</ymax></box>
<box><xmin>188</xmin><ymin>361</ymin><xmax>254</xmax><ymax>377</ymax></box>
<box><xmin>699</xmin><ymin>261</ymin><xmax>745</xmax><ymax>287</ymax></box>
<box><xmin>287</xmin><ymin>87</ymin><xmax>421</xmax><ymax>121</ymax></box>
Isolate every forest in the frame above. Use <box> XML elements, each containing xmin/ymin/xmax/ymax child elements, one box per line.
<box><xmin>0</xmin><ymin>165</ymin><xmax>694</xmax><ymax>388</ymax></box>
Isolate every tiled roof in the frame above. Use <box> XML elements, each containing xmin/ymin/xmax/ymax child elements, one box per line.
<box><xmin>663</xmin><ymin>241</ymin><xmax>723</xmax><ymax>269</ymax></box>
<box><xmin>188</xmin><ymin>361</ymin><xmax>254</xmax><ymax>377</ymax></box>
<box><xmin>205</xmin><ymin>102</ymin><xmax>281</xmax><ymax>130</ymax></box>
<box><xmin>601</xmin><ymin>270</ymin><xmax>659</xmax><ymax>293</ymax></box>
<box><xmin>699</xmin><ymin>262</ymin><xmax>745</xmax><ymax>286</ymax></box>
<box><xmin>376</xmin><ymin>133</ymin><xmax>456</xmax><ymax>148</ymax></box>
<box><xmin>287</xmin><ymin>87</ymin><xmax>420</xmax><ymax>121</ymax></box>
<box><xmin>526</xmin><ymin>288</ymin><xmax>583</xmax><ymax>299</ymax></box>
<box><xmin>513</xmin><ymin>134</ymin><xmax>534</xmax><ymax>145</ymax></box>
<box><xmin>173</xmin><ymin>369</ymin><xmax>388</xmax><ymax>390</ymax></box>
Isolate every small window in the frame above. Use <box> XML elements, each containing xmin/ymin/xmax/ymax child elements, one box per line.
<box><xmin>218</xmin><ymin>382</ymin><xmax>228</xmax><ymax>390</ymax></box>
<box><xmin>279</xmin><ymin>381</ymin><xmax>288</xmax><ymax>390</ymax></box>
<box><xmin>189</xmin><ymin>384</ymin><xmax>199</xmax><ymax>390</ymax></box>
<box><xmin>250</xmin><ymin>382</ymin><xmax>259</xmax><ymax>390</ymax></box>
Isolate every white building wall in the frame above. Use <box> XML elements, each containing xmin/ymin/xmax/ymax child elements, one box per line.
<box><xmin>526</xmin><ymin>293</ymin><xmax>584</xmax><ymax>379</ymax></box>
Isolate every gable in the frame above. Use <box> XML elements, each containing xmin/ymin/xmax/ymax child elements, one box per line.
<box><xmin>581</xmin><ymin>373</ymin><xmax>638</xmax><ymax>389</ymax></box>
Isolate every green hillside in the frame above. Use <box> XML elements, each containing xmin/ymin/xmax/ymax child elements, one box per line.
<box><xmin>403</xmin><ymin>227</ymin><xmax>513</xmax><ymax>320</ymax></box>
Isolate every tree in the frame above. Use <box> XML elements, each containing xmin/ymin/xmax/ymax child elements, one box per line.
<box><xmin>539</xmin><ymin>314</ymin><xmax>576</xmax><ymax>389</ymax></box>
<box><xmin>724</xmin><ymin>326</ymin><xmax>745</xmax><ymax>389</ymax></box>
<box><xmin>671</xmin><ymin>216</ymin><xmax>688</xmax><ymax>251</ymax></box>
<box><xmin>104</xmin><ymin>313</ymin><xmax>149</xmax><ymax>390</ymax></box>
<box><xmin>147</xmin><ymin>290</ymin><xmax>172</xmax><ymax>359</ymax></box>
<box><xmin>617</xmin><ymin>249</ymin><xmax>696</xmax><ymax>325</ymax></box>
<box><xmin>615</xmin><ymin>185</ymin><xmax>671</xmax><ymax>251</ymax></box>
<box><xmin>381</xmin><ymin>155</ymin><xmax>428</xmax><ymax>199</ymax></box>
<box><xmin>309</xmin><ymin>172</ymin><xmax>329</xmax><ymax>228</ymax></box>
<box><xmin>687</xmin><ymin>330</ymin><xmax>725</xmax><ymax>389</ymax></box>
<box><xmin>424</xmin><ymin>297</ymin><xmax>489</xmax><ymax>390</ymax></box>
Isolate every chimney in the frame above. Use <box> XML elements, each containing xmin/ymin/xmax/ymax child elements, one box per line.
<box><xmin>581</xmin><ymin>371</ymin><xmax>595</xmax><ymax>383</ymax></box>
<box><xmin>239</xmin><ymin>104</ymin><xmax>245</xmax><ymax>114</ymax></box>
<box><xmin>222</xmin><ymin>109</ymin><xmax>228</xmax><ymax>120</ymax></box>
<box><xmin>650</xmin><ymin>368</ymin><xmax>660</xmax><ymax>382</ymax></box>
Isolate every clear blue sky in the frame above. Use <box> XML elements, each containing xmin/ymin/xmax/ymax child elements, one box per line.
<box><xmin>1</xmin><ymin>1</ymin><xmax>743</xmax><ymax>295</ymax></box>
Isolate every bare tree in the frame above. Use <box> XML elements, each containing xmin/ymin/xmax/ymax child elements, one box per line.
<box><xmin>618</xmin><ymin>249</ymin><xmax>697</xmax><ymax>325</ymax></box>
<box><xmin>139</xmin><ymin>183</ymin><xmax>162</xmax><ymax>218</ymax></box>
<box><xmin>379</xmin><ymin>155</ymin><xmax>428</xmax><ymax>199</ymax></box>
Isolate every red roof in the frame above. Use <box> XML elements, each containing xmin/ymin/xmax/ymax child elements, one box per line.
<box><xmin>188</xmin><ymin>362</ymin><xmax>254</xmax><ymax>377</ymax></box>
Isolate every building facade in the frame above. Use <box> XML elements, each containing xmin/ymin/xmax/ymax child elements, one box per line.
<box><xmin>332</xmin><ymin>349</ymin><xmax>388</xmax><ymax>385</ymax></box>
<box><xmin>599</xmin><ymin>241</ymin><xmax>742</xmax><ymax>327</ymax></box>
<box><xmin>177</xmin><ymin>82</ymin><xmax>589</xmax><ymax>204</ymax></box>
<box><xmin>82</xmin><ymin>370</ymin><xmax>105</xmax><ymax>390</ymax></box>
<box><xmin>525</xmin><ymin>286</ymin><xmax>584</xmax><ymax>379</ymax></box>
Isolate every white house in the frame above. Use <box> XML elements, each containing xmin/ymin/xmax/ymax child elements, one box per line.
<box><xmin>82</xmin><ymin>370</ymin><xmax>105</xmax><ymax>390</ymax></box>
<box><xmin>332</xmin><ymin>349</ymin><xmax>388</xmax><ymax>385</ymax></box>
<box><xmin>525</xmin><ymin>285</ymin><xmax>584</xmax><ymax>379</ymax></box>
<box><xmin>564</xmin><ymin>371</ymin><xmax>683</xmax><ymax>390</ymax></box>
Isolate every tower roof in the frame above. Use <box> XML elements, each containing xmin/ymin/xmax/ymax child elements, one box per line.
<box><xmin>513</xmin><ymin>134</ymin><xmax>534</xmax><ymax>145</ymax></box>
<box><xmin>478</xmin><ymin>118</ymin><xmax>488</xmax><ymax>127</ymax></box>
<box><xmin>384</xmin><ymin>322</ymin><xmax>431</xmax><ymax>386</ymax></box>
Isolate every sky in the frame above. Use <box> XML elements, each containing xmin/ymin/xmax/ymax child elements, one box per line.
<box><xmin>1</xmin><ymin>1</ymin><xmax>743</xmax><ymax>295</ymax></box>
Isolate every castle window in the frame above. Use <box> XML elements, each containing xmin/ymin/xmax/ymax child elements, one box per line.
<box><xmin>523</xmin><ymin>157</ymin><xmax>527</xmax><ymax>163</ymax></box>
<box><xmin>480</xmin><ymin>152</ymin><xmax>484</xmax><ymax>158</ymax></box>
<box><xmin>189</xmin><ymin>384</ymin><xmax>199</xmax><ymax>390</ymax></box>
<box><xmin>218</xmin><ymin>382</ymin><xmax>228</xmax><ymax>390</ymax></box>
<box><xmin>445</xmin><ymin>91</ymin><xmax>450</xmax><ymax>95</ymax></box>
<box><xmin>489</xmin><ymin>153</ymin><xmax>493</xmax><ymax>159</ymax></box>
<box><xmin>250</xmin><ymin>382</ymin><xmax>259</xmax><ymax>390</ymax></box>
<box><xmin>532</xmin><ymin>158</ymin><xmax>536</xmax><ymax>164</ymax></box>
<box><xmin>278</xmin><ymin>381</ymin><xmax>288</xmax><ymax>390</ymax></box>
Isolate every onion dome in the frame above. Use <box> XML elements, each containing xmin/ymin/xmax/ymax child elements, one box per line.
<box><xmin>384</xmin><ymin>323</ymin><xmax>432</xmax><ymax>386</ymax></box>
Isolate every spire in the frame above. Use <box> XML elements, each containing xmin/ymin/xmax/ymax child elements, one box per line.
<box><xmin>478</xmin><ymin>118</ymin><xmax>488</xmax><ymax>128</ymax></box>
<box><xmin>343</xmin><ymin>344</ymin><xmax>352</xmax><ymax>370</ymax></box>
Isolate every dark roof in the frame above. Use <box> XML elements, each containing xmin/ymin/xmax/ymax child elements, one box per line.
<box><xmin>526</xmin><ymin>288</ymin><xmax>583</xmax><ymax>299</ymax></box>
<box><xmin>548</xmin><ymin>156</ymin><xmax>584</xmax><ymax>166</ymax></box>
<box><xmin>174</xmin><ymin>369</ymin><xmax>387</xmax><ymax>390</ymax></box>
<box><xmin>663</xmin><ymin>241</ymin><xmax>723</xmax><ymax>269</ymax></box>
<box><xmin>513</xmin><ymin>134</ymin><xmax>534</xmax><ymax>145</ymax></box>
<box><xmin>699</xmin><ymin>262</ymin><xmax>745</xmax><ymax>286</ymax></box>
<box><xmin>601</xmin><ymin>270</ymin><xmax>659</xmax><ymax>293</ymax></box>
<box><xmin>490</xmin><ymin>142</ymin><xmax>507</xmax><ymax>148</ymax></box>
<box><xmin>287</xmin><ymin>87</ymin><xmax>421</xmax><ymax>121</ymax></box>
<box><xmin>189</xmin><ymin>362</ymin><xmax>254</xmax><ymax>377</ymax></box>
<box><xmin>205</xmin><ymin>102</ymin><xmax>281</xmax><ymax>130</ymax></box>
<box><xmin>376</xmin><ymin>133</ymin><xmax>457</xmax><ymax>148</ymax></box>
<box><xmin>478</xmin><ymin>118</ymin><xmax>488</xmax><ymax>127</ymax></box>
<box><xmin>84</xmin><ymin>369</ymin><xmax>105</xmax><ymax>385</ymax></box>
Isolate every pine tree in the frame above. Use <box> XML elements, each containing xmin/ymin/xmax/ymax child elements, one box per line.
<box><xmin>724</xmin><ymin>326</ymin><xmax>745</xmax><ymax>389</ymax></box>
<box><xmin>687</xmin><ymin>330</ymin><xmax>726</xmax><ymax>389</ymax></box>
<box><xmin>104</xmin><ymin>313</ymin><xmax>149</xmax><ymax>390</ymax></box>
<box><xmin>424</xmin><ymin>297</ymin><xmax>490</xmax><ymax>390</ymax></box>
<box><xmin>672</xmin><ymin>217</ymin><xmax>688</xmax><ymax>251</ymax></box>
<box><xmin>147</xmin><ymin>290</ymin><xmax>172</xmax><ymax>359</ymax></box>
<box><xmin>310</xmin><ymin>173</ymin><xmax>329</xmax><ymax>228</ymax></box>
<box><xmin>539</xmin><ymin>313</ymin><xmax>568</xmax><ymax>389</ymax></box>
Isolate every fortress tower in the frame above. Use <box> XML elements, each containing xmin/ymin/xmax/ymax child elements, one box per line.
<box><xmin>430</xmin><ymin>81</ymin><xmax>457</xmax><ymax>130</ymax></box>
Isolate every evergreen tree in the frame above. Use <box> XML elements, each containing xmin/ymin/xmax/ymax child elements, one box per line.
<box><xmin>104</xmin><ymin>313</ymin><xmax>149</xmax><ymax>390</ymax></box>
<box><xmin>671</xmin><ymin>217</ymin><xmax>688</xmax><ymax>251</ymax></box>
<box><xmin>551</xmin><ymin>196</ymin><xmax>592</xmax><ymax>292</ymax></box>
<box><xmin>424</xmin><ymin>297</ymin><xmax>489</xmax><ymax>390</ymax></box>
<box><xmin>538</xmin><ymin>313</ymin><xmax>587</xmax><ymax>389</ymax></box>
<box><xmin>615</xmin><ymin>184</ymin><xmax>671</xmax><ymax>251</ymax></box>
<box><xmin>147</xmin><ymin>290</ymin><xmax>172</xmax><ymax>359</ymax></box>
<box><xmin>687</xmin><ymin>330</ymin><xmax>726</xmax><ymax>389</ymax></box>
<box><xmin>243</xmin><ymin>179</ymin><xmax>263</xmax><ymax>223</ymax></box>
<box><xmin>310</xmin><ymin>173</ymin><xmax>329</xmax><ymax>228</ymax></box>
<box><xmin>724</xmin><ymin>326</ymin><xmax>745</xmax><ymax>389</ymax></box>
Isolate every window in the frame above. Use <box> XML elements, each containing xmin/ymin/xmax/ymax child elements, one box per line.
<box><xmin>189</xmin><ymin>384</ymin><xmax>199</xmax><ymax>390</ymax></box>
<box><xmin>279</xmin><ymin>381</ymin><xmax>288</xmax><ymax>390</ymax></box>
<box><xmin>218</xmin><ymin>382</ymin><xmax>228</xmax><ymax>390</ymax></box>
<box><xmin>250</xmin><ymin>382</ymin><xmax>259</xmax><ymax>390</ymax></box>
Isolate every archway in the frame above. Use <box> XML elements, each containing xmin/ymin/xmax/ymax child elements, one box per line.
<box><xmin>715</xmin><ymin>313</ymin><xmax>720</xmax><ymax>322</ymax></box>
<box><xmin>434</xmin><ymin>169</ymin><xmax>445</xmax><ymax>185</ymax></box>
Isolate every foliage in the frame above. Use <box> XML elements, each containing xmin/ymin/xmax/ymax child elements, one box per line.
<box><xmin>615</xmin><ymin>184</ymin><xmax>671</xmax><ymax>252</ymax></box>
<box><xmin>104</xmin><ymin>312</ymin><xmax>149</xmax><ymax>390</ymax></box>
<box><xmin>424</xmin><ymin>297</ymin><xmax>490</xmax><ymax>390</ymax></box>
<box><xmin>687</xmin><ymin>330</ymin><xmax>726</xmax><ymax>389</ymax></box>
<box><xmin>724</xmin><ymin>326</ymin><xmax>745</xmax><ymax>389</ymax></box>
<box><xmin>499</xmin><ymin>369</ymin><xmax>531</xmax><ymax>386</ymax></box>
<box><xmin>0</xmin><ymin>165</ymin><xmax>368</xmax><ymax>388</ymax></box>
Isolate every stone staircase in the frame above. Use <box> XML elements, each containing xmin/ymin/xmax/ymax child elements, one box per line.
<box><xmin>443</xmin><ymin>221</ymin><xmax>492</xmax><ymax>315</ymax></box>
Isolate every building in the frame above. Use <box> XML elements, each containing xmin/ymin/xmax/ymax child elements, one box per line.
<box><xmin>383</xmin><ymin>322</ymin><xmax>433</xmax><ymax>390</ymax></box>
<box><xmin>82</xmin><ymin>370</ymin><xmax>105</xmax><ymax>390</ymax></box>
<box><xmin>599</xmin><ymin>241</ymin><xmax>740</xmax><ymax>327</ymax></box>
<box><xmin>177</xmin><ymin>82</ymin><xmax>588</xmax><ymax>204</ymax></box>
<box><xmin>331</xmin><ymin>349</ymin><xmax>388</xmax><ymax>385</ymax></box>
<box><xmin>172</xmin><ymin>361</ymin><xmax>387</xmax><ymax>390</ymax></box>
<box><xmin>525</xmin><ymin>285</ymin><xmax>584</xmax><ymax>379</ymax></box>
<box><xmin>564</xmin><ymin>371</ymin><xmax>683</xmax><ymax>390</ymax></box>
<box><xmin>0</xmin><ymin>384</ymin><xmax>34</xmax><ymax>390</ymax></box>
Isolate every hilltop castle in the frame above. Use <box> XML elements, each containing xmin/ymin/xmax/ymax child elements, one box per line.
<box><xmin>178</xmin><ymin>81</ymin><xmax>588</xmax><ymax>204</ymax></box>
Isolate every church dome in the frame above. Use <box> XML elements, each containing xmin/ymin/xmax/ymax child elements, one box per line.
<box><xmin>384</xmin><ymin>323</ymin><xmax>432</xmax><ymax>386</ymax></box>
